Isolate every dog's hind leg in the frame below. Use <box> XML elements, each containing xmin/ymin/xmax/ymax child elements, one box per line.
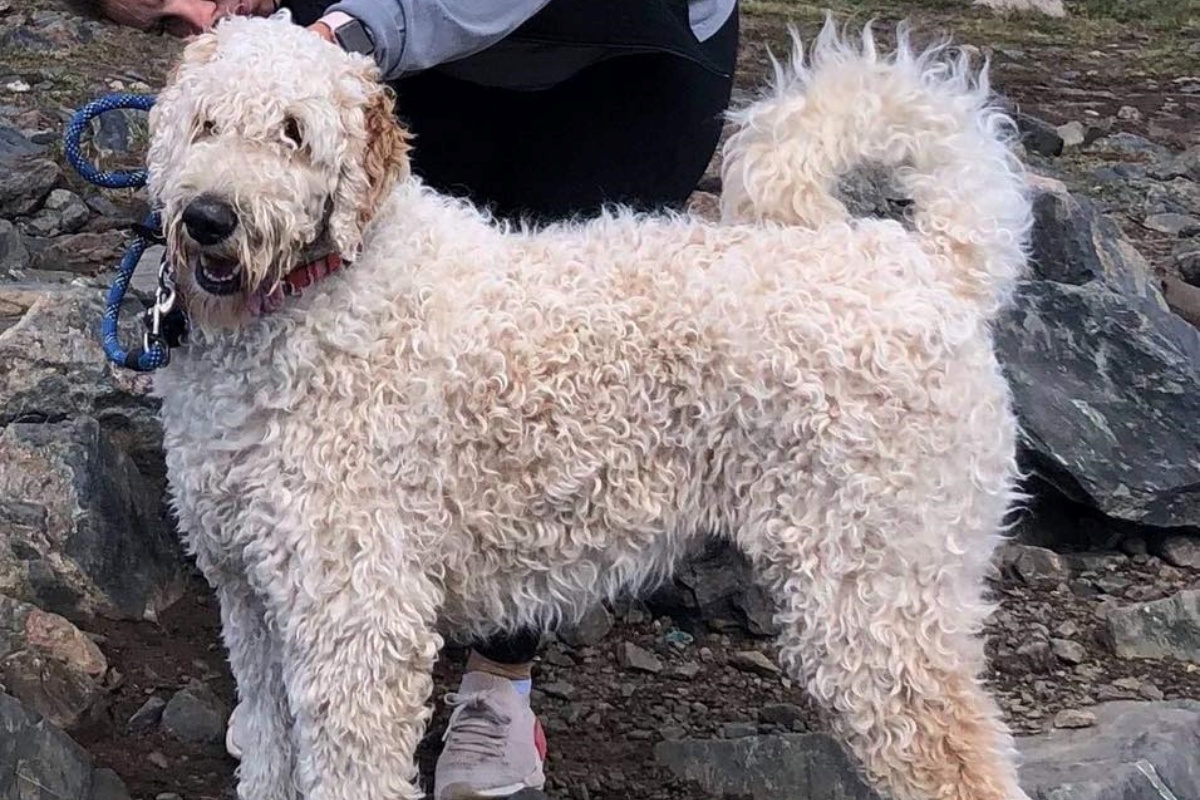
<box><xmin>215</xmin><ymin>574</ymin><xmax>297</xmax><ymax>800</ymax></box>
<box><xmin>736</xmin><ymin>474</ymin><xmax>1028</xmax><ymax>800</ymax></box>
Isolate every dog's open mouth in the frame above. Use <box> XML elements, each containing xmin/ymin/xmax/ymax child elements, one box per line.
<box><xmin>192</xmin><ymin>251</ymin><xmax>243</xmax><ymax>296</ymax></box>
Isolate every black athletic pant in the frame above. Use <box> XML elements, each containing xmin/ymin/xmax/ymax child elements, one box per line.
<box><xmin>390</xmin><ymin>12</ymin><xmax>738</xmax><ymax>664</ymax></box>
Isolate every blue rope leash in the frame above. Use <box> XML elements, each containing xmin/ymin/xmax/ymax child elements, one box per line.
<box><xmin>64</xmin><ymin>93</ymin><xmax>180</xmax><ymax>372</ymax></box>
<box><xmin>63</xmin><ymin>93</ymin><xmax>155</xmax><ymax>189</ymax></box>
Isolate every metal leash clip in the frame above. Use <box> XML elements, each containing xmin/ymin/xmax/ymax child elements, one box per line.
<box><xmin>142</xmin><ymin>252</ymin><xmax>188</xmax><ymax>361</ymax></box>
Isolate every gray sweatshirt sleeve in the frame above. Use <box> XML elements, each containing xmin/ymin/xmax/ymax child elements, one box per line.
<box><xmin>321</xmin><ymin>0</ymin><xmax>554</xmax><ymax>81</ymax></box>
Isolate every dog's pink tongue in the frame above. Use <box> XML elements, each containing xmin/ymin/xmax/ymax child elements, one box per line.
<box><xmin>245</xmin><ymin>285</ymin><xmax>285</xmax><ymax>317</ymax></box>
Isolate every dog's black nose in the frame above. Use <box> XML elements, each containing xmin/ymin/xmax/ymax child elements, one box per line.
<box><xmin>182</xmin><ymin>195</ymin><xmax>238</xmax><ymax>246</ymax></box>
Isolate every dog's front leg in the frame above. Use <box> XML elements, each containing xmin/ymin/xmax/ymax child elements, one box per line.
<box><xmin>273</xmin><ymin>553</ymin><xmax>443</xmax><ymax>800</ymax></box>
<box><xmin>216</xmin><ymin>576</ymin><xmax>297</xmax><ymax>800</ymax></box>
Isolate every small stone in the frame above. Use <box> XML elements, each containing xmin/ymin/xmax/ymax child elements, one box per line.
<box><xmin>1002</xmin><ymin>545</ymin><xmax>1070</xmax><ymax>589</ymax></box>
<box><xmin>559</xmin><ymin>605</ymin><xmax>613</xmax><ymax>648</ymax></box>
<box><xmin>1117</xmin><ymin>105</ymin><xmax>1142</xmax><ymax>121</ymax></box>
<box><xmin>1139</xmin><ymin>681</ymin><xmax>1165</xmax><ymax>701</ymax></box>
<box><xmin>1052</xmin><ymin>708</ymin><xmax>1097</xmax><ymax>729</ymax></box>
<box><xmin>540</xmin><ymin>682</ymin><xmax>576</xmax><ymax>701</ymax></box>
<box><xmin>758</xmin><ymin>703</ymin><xmax>808</xmax><ymax>730</ymax></box>
<box><xmin>1156</xmin><ymin>535</ymin><xmax>1200</xmax><ymax>569</ymax></box>
<box><xmin>161</xmin><ymin>681</ymin><xmax>229</xmax><ymax>744</ymax></box>
<box><xmin>90</xmin><ymin>768</ymin><xmax>132</xmax><ymax>800</ymax></box>
<box><xmin>674</xmin><ymin>662</ymin><xmax>701</xmax><ymax>679</ymax></box>
<box><xmin>0</xmin><ymin>219</ymin><xmax>29</xmax><ymax>273</ymax></box>
<box><xmin>659</xmin><ymin>726</ymin><xmax>687</xmax><ymax>741</ymax></box>
<box><xmin>618</xmin><ymin>642</ymin><xmax>663</xmax><ymax>674</ymax></box>
<box><xmin>43</xmin><ymin>189</ymin><xmax>89</xmax><ymax>234</ymax></box>
<box><xmin>1107</xmin><ymin>589</ymin><xmax>1200</xmax><ymax>661</ymax></box>
<box><xmin>1015</xmin><ymin>113</ymin><xmax>1063</xmax><ymax>157</ymax></box>
<box><xmin>148</xmin><ymin>752</ymin><xmax>169</xmax><ymax>770</ymax></box>
<box><xmin>729</xmin><ymin>650</ymin><xmax>780</xmax><ymax>677</ymax></box>
<box><xmin>127</xmin><ymin>695</ymin><xmax>167</xmax><ymax>733</ymax></box>
<box><xmin>1057</xmin><ymin>121</ymin><xmax>1086</xmax><ymax>148</ymax></box>
<box><xmin>720</xmin><ymin>721</ymin><xmax>759</xmax><ymax>739</ymax></box>
<box><xmin>1142</xmin><ymin>212</ymin><xmax>1200</xmax><ymax>237</ymax></box>
<box><xmin>1051</xmin><ymin>638</ymin><xmax>1088</xmax><ymax>665</ymax></box>
<box><xmin>1054</xmin><ymin>621</ymin><xmax>1081</xmax><ymax>639</ymax></box>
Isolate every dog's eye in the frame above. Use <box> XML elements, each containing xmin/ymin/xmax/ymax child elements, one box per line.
<box><xmin>283</xmin><ymin>116</ymin><xmax>303</xmax><ymax>148</ymax></box>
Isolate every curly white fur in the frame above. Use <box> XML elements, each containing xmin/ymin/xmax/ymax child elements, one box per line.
<box><xmin>147</xmin><ymin>12</ymin><xmax>1034</xmax><ymax>800</ymax></box>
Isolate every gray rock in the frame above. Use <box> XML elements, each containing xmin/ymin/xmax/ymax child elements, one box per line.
<box><xmin>1106</xmin><ymin>589</ymin><xmax>1199</xmax><ymax>661</ymax></box>
<box><xmin>972</xmin><ymin>0</ymin><xmax>1066</xmax><ymax>16</ymax></box>
<box><xmin>1090</xmin><ymin>132</ymin><xmax>1171</xmax><ymax>161</ymax></box>
<box><xmin>720</xmin><ymin>721</ymin><xmax>759</xmax><ymax>739</ymax></box>
<box><xmin>0</xmin><ymin>157</ymin><xmax>59</xmax><ymax>218</ymax></box>
<box><xmin>161</xmin><ymin>681</ymin><xmax>229</xmax><ymax>744</ymax></box>
<box><xmin>656</xmin><ymin>733</ymin><xmax>882</xmax><ymax>800</ymax></box>
<box><xmin>0</xmin><ymin>417</ymin><xmax>185</xmax><ymax>624</ymax></box>
<box><xmin>558</xmin><ymin>604</ymin><xmax>613</xmax><ymax>648</ymax></box>
<box><xmin>28</xmin><ymin>230</ymin><xmax>126</xmax><ymax>275</ymax></box>
<box><xmin>1150</xmin><ymin>145</ymin><xmax>1200</xmax><ymax>182</ymax></box>
<box><xmin>0</xmin><ymin>692</ymin><xmax>95</xmax><ymax>800</ymax></box>
<box><xmin>998</xmin><ymin>544</ymin><xmax>1070</xmax><ymax>589</ymax></box>
<box><xmin>995</xmin><ymin>278</ymin><xmax>1200</xmax><ymax>530</ymax></box>
<box><xmin>1052</xmin><ymin>708</ymin><xmax>1096</xmax><ymax>729</ymax></box>
<box><xmin>1017</xmin><ymin>700</ymin><xmax>1200</xmax><ymax>800</ymax></box>
<box><xmin>1145</xmin><ymin>178</ymin><xmax>1200</xmax><ymax>217</ymax></box>
<box><xmin>89</xmin><ymin>768</ymin><xmax>132</xmax><ymax>800</ymax></box>
<box><xmin>757</xmin><ymin>703</ymin><xmax>808</xmax><ymax>731</ymax></box>
<box><xmin>618</xmin><ymin>642</ymin><xmax>663</xmax><ymax>674</ymax></box>
<box><xmin>42</xmin><ymin>190</ymin><xmax>90</xmax><ymax>235</ymax></box>
<box><xmin>126</xmin><ymin>696</ymin><xmax>167</xmax><ymax>734</ymax></box>
<box><xmin>646</xmin><ymin>539</ymin><xmax>779</xmax><ymax>637</ymax></box>
<box><xmin>0</xmin><ymin>125</ymin><xmax>43</xmax><ymax>162</ymax></box>
<box><xmin>1015</xmin><ymin>113</ymin><xmax>1064</xmax><ymax>157</ymax></box>
<box><xmin>1026</xmin><ymin>183</ymin><xmax>1166</xmax><ymax>303</ymax></box>
<box><xmin>1178</xmin><ymin>239</ymin><xmax>1200</xmax><ymax>286</ymax></box>
<box><xmin>729</xmin><ymin>650</ymin><xmax>780</xmax><ymax>677</ymax></box>
<box><xmin>1141</xmin><ymin>212</ymin><xmax>1200</xmax><ymax>237</ymax></box>
<box><xmin>1050</xmin><ymin>638</ymin><xmax>1087</xmax><ymax>665</ymax></box>
<box><xmin>0</xmin><ymin>285</ymin><xmax>165</xmax><ymax>471</ymax></box>
<box><xmin>0</xmin><ymin>595</ymin><xmax>108</xmax><ymax>729</ymax></box>
<box><xmin>0</xmin><ymin>220</ymin><xmax>29</xmax><ymax>275</ymax></box>
<box><xmin>1056</xmin><ymin>121</ymin><xmax>1086</xmax><ymax>148</ymax></box>
<box><xmin>1154</xmin><ymin>534</ymin><xmax>1200</xmax><ymax>568</ymax></box>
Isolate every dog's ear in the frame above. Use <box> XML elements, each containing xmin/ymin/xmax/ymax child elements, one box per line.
<box><xmin>329</xmin><ymin>82</ymin><xmax>412</xmax><ymax>258</ymax></box>
<box><xmin>359</xmin><ymin>84</ymin><xmax>412</xmax><ymax>226</ymax></box>
<box><xmin>148</xmin><ymin>32</ymin><xmax>221</xmax><ymax>202</ymax></box>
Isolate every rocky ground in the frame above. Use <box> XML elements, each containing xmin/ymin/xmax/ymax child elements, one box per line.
<box><xmin>1</xmin><ymin>1</ymin><xmax>1199</xmax><ymax>800</ymax></box>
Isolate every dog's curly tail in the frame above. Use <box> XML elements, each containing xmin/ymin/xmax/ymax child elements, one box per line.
<box><xmin>719</xmin><ymin>15</ymin><xmax>1033</xmax><ymax>315</ymax></box>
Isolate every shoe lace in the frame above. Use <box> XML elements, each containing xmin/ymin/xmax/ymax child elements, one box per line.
<box><xmin>440</xmin><ymin>690</ymin><xmax>513</xmax><ymax>760</ymax></box>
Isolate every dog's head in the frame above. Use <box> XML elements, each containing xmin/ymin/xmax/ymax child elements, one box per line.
<box><xmin>146</xmin><ymin>13</ymin><xmax>410</xmax><ymax>328</ymax></box>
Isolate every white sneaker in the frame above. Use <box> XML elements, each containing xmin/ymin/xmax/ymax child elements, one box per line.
<box><xmin>226</xmin><ymin>702</ymin><xmax>243</xmax><ymax>759</ymax></box>
<box><xmin>434</xmin><ymin>672</ymin><xmax>547</xmax><ymax>800</ymax></box>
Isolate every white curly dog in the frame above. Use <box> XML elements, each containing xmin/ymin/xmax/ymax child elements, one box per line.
<box><xmin>146</xmin><ymin>10</ymin><xmax>1034</xmax><ymax>800</ymax></box>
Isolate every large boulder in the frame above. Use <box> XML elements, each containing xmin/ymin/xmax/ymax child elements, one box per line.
<box><xmin>0</xmin><ymin>417</ymin><xmax>185</xmax><ymax>623</ymax></box>
<box><xmin>1017</xmin><ymin>700</ymin><xmax>1200</xmax><ymax>800</ymax></box>
<box><xmin>0</xmin><ymin>284</ymin><xmax>163</xmax><ymax>476</ymax></box>
<box><xmin>995</xmin><ymin>180</ymin><xmax>1200</xmax><ymax>531</ymax></box>
<box><xmin>655</xmin><ymin>733</ymin><xmax>881</xmax><ymax>800</ymax></box>
<box><xmin>0</xmin><ymin>595</ymin><xmax>110</xmax><ymax>729</ymax></box>
<box><xmin>0</xmin><ymin>692</ymin><xmax>132</xmax><ymax>800</ymax></box>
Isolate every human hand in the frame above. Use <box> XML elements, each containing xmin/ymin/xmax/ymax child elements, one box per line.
<box><xmin>307</xmin><ymin>22</ymin><xmax>335</xmax><ymax>43</ymax></box>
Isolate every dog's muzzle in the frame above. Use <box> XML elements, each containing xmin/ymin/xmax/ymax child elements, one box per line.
<box><xmin>182</xmin><ymin>194</ymin><xmax>243</xmax><ymax>296</ymax></box>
